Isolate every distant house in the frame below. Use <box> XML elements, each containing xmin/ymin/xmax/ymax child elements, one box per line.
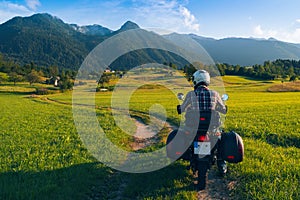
<box><xmin>104</xmin><ymin>68</ymin><xmax>116</xmax><ymax>73</ymax></box>
<box><xmin>54</xmin><ymin>76</ymin><xmax>60</xmax><ymax>87</ymax></box>
<box><xmin>104</xmin><ymin>68</ymin><xmax>111</xmax><ymax>73</ymax></box>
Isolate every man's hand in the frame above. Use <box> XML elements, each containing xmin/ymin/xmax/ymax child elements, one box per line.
<box><xmin>215</xmin><ymin>131</ymin><xmax>222</xmax><ymax>136</ymax></box>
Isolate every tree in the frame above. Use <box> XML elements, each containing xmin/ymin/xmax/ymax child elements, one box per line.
<box><xmin>59</xmin><ymin>78</ymin><xmax>73</xmax><ymax>91</ymax></box>
<box><xmin>234</xmin><ymin>65</ymin><xmax>241</xmax><ymax>74</ymax></box>
<box><xmin>0</xmin><ymin>73</ymin><xmax>8</xmax><ymax>84</ymax></box>
<box><xmin>287</xmin><ymin>66</ymin><xmax>295</xmax><ymax>77</ymax></box>
<box><xmin>238</xmin><ymin>66</ymin><xmax>248</xmax><ymax>75</ymax></box>
<box><xmin>59</xmin><ymin>72</ymin><xmax>73</xmax><ymax>91</ymax></box>
<box><xmin>183</xmin><ymin>64</ymin><xmax>197</xmax><ymax>78</ymax></box>
<box><xmin>26</xmin><ymin>70</ymin><xmax>43</xmax><ymax>85</ymax></box>
<box><xmin>169</xmin><ymin>63</ymin><xmax>177</xmax><ymax>70</ymax></box>
<box><xmin>289</xmin><ymin>75</ymin><xmax>297</xmax><ymax>82</ymax></box>
<box><xmin>49</xmin><ymin>66</ymin><xmax>59</xmax><ymax>77</ymax></box>
<box><xmin>98</xmin><ymin>73</ymin><xmax>110</xmax><ymax>88</ymax></box>
<box><xmin>8</xmin><ymin>72</ymin><xmax>24</xmax><ymax>86</ymax></box>
<box><xmin>217</xmin><ymin>64</ymin><xmax>226</xmax><ymax>76</ymax></box>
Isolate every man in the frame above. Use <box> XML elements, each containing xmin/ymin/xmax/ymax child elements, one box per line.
<box><xmin>177</xmin><ymin>69</ymin><xmax>227</xmax><ymax>175</ymax></box>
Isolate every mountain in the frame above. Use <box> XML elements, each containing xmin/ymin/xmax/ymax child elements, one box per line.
<box><xmin>0</xmin><ymin>13</ymin><xmax>97</xmax><ymax>69</ymax></box>
<box><xmin>1</xmin><ymin>13</ymin><xmax>300</xmax><ymax>71</ymax></box>
<box><xmin>119</xmin><ymin>21</ymin><xmax>140</xmax><ymax>30</ymax></box>
<box><xmin>0</xmin><ymin>14</ymin><xmax>183</xmax><ymax>70</ymax></box>
<box><xmin>70</xmin><ymin>24</ymin><xmax>113</xmax><ymax>36</ymax></box>
<box><xmin>189</xmin><ymin>34</ymin><xmax>300</xmax><ymax>66</ymax></box>
<box><xmin>111</xmin><ymin>21</ymin><xmax>140</xmax><ymax>35</ymax></box>
<box><xmin>0</xmin><ymin>14</ymin><xmax>146</xmax><ymax>70</ymax></box>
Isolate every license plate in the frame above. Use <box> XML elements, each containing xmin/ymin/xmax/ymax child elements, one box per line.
<box><xmin>194</xmin><ymin>142</ymin><xmax>211</xmax><ymax>155</ymax></box>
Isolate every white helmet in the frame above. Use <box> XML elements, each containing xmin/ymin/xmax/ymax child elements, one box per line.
<box><xmin>192</xmin><ymin>70</ymin><xmax>210</xmax><ymax>86</ymax></box>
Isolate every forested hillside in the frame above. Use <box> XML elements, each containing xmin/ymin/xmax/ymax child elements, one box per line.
<box><xmin>0</xmin><ymin>13</ymin><xmax>95</xmax><ymax>69</ymax></box>
<box><xmin>1</xmin><ymin>13</ymin><xmax>300</xmax><ymax>72</ymax></box>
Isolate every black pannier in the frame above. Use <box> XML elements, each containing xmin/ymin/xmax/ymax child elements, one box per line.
<box><xmin>166</xmin><ymin>130</ymin><xmax>192</xmax><ymax>161</ymax></box>
<box><xmin>220</xmin><ymin>131</ymin><xmax>244</xmax><ymax>163</ymax></box>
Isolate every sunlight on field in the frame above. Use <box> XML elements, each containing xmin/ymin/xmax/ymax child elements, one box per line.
<box><xmin>0</xmin><ymin>75</ymin><xmax>299</xmax><ymax>199</ymax></box>
<box><xmin>268</xmin><ymin>80</ymin><xmax>300</xmax><ymax>92</ymax></box>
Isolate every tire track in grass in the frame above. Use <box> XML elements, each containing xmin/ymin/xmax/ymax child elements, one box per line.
<box><xmin>197</xmin><ymin>167</ymin><xmax>236</xmax><ymax>200</ymax></box>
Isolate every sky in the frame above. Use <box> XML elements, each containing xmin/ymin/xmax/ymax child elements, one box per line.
<box><xmin>1</xmin><ymin>0</ymin><xmax>300</xmax><ymax>43</ymax></box>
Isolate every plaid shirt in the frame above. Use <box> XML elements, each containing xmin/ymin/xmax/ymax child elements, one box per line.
<box><xmin>181</xmin><ymin>86</ymin><xmax>226</xmax><ymax>114</ymax></box>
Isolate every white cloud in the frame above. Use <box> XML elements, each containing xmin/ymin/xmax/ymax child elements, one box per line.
<box><xmin>253</xmin><ymin>25</ymin><xmax>278</xmax><ymax>38</ymax></box>
<box><xmin>0</xmin><ymin>1</ymin><xmax>30</xmax><ymax>12</ymax></box>
<box><xmin>0</xmin><ymin>0</ymin><xmax>41</xmax><ymax>24</ymax></box>
<box><xmin>25</xmin><ymin>0</ymin><xmax>41</xmax><ymax>11</ymax></box>
<box><xmin>296</xmin><ymin>19</ymin><xmax>300</xmax><ymax>23</ymax></box>
<box><xmin>0</xmin><ymin>1</ymin><xmax>33</xmax><ymax>24</ymax></box>
<box><xmin>52</xmin><ymin>0</ymin><xmax>200</xmax><ymax>34</ymax></box>
<box><xmin>254</xmin><ymin>25</ymin><xmax>264</xmax><ymax>35</ymax></box>
<box><xmin>179</xmin><ymin>5</ymin><xmax>200</xmax><ymax>31</ymax></box>
<box><xmin>130</xmin><ymin>0</ymin><xmax>200</xmax><ymax>33</ymax></box>
<box><xmin>280</xmin><ymin>28</ymin><xmax>300</xmax><ymax>43</ymax></box>
<box><xmin>253</xmin><ymin>24</ymin><xmax>300</xmax><ymax>43</ymax></box>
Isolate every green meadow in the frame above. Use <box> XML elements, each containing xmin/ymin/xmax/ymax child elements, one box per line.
<box><xmin>0</xmin><ymin>76</ymin><xmax>299</xmax><ymax>199</ymax></box>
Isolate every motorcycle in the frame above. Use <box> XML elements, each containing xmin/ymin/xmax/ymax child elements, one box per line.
<box><xmin>166</xmin><ymin>93</ymin><xmax>229</xmax><ymax>191</ymax></box>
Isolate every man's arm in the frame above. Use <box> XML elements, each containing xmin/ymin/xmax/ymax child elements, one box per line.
<box><xmin>177</xmin><ymin>91</ymin><xmax>192</xmax><ymax>114</ymax></box>
<box><xmin>215</xmin><ymin>92</ymin><xmax>227</xmax><ymax>114</ymax></box>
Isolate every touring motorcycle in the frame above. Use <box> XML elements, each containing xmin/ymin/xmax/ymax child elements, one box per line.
<box><xmin>167</xmin><ymin>93</ymin><xmax>231</xmax><ymax>190</ymax></box>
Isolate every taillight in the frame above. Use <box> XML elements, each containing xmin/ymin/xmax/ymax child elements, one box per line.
<box><xmin>198</xmin><ymin>135</ymin><xmax>207</xmax><ymax>142</ymax></box>
<box><xmin>200</xmin><ymin>117</ymin><xmax>206</xmax><ymax>121</ymax></box>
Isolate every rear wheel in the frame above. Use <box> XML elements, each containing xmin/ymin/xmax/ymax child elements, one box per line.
<box><xmin>197</xmin><ymin>163</ymin><xmax>208</xmax><ymax>191</ymax></box>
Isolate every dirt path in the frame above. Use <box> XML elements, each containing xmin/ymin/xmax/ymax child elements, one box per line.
<box><xmin>130</xmin><ymin>118</ymin><xmax>157</xmax><ymax>150</ymax></box>
<box><xmin>130</xmin><ymin>117</ymin><xmax>174</xmax><ymax>151</ymax></box>
<box><xmin>197</xmin><ymin>166</ymin><xmax>237</xmax><ymax>200</ymax></box>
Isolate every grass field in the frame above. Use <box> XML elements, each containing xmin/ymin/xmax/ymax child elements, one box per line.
<box><xmin>0</xmin><ymin>76</ymin><xmax>299</xmax><ymax>199</ymax></box>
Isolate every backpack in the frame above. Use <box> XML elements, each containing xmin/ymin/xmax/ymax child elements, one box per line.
<box><xmin>220</xmin><ymin>131</ymin><xmax>244</xmax><ymax>163</ymax></box>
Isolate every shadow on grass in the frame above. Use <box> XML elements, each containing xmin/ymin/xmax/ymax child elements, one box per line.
<box><xmin>240</xmin><ymin>76</ymin><xmax>273</xmax><ymax>82</ymax></box>
<box><xmin>266</xmin><ymin>133</ymin><xmax>300</xmax><ymax>148</ymax></box>
<box><xmin>0</xmin><ymin>162</ymin><xmax>115</xmax><ymax>200</ymax></box>
<box><xmin>228</xmin><ymin>127</ymin><xmax>300</xmax><ymax>148</ymax></box>
<box><xmin>0</xmin><ymin>161</ymin><xmax>196</xmax><ymax>200</ymax></box>
<box><xmin>0</xmin><ymin>90</ymin><xmax>34</xmax><ymax>95</ymax></box>
<box><xmin>121</xmin><ymin>161</ymin><xmax>195</xmax><ymax>199</ymax></box>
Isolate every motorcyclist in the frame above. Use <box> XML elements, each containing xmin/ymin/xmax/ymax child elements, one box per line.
<box><xmin>177</xmin><ymin>69</ymin><xmax>228</xmax><ymax>175</ymax></box>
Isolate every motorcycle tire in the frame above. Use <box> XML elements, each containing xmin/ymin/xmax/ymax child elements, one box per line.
<box><xmin>197</xmin><ymin>163</ymin><xmax>209</xmax><ymax>191</ymax></box>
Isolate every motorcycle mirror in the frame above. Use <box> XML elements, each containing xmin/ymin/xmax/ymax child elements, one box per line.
<box><xmin>222</xmin><ymin>94</ymin><xmax>229</xmax><ymax>101</ymax></box>
<box><xmin>177</xmin><ymin>93</ymin><xmax>185</xmax><ymax>100</ymax></box>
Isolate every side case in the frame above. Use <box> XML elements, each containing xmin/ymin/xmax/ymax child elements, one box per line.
<box><xmin>166</xmin><ymin>130</ymin><xmax>192</xmax><ymax>161</ymax></box>
<box><xmin>220</xmin><ymin>131</ymin><xmax>244</xmax><ymax>163</ymax></box>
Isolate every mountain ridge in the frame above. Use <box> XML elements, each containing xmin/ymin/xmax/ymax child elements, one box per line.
<box><xmin>0</xmin><ymin>13</ymin><xmax>300</xmax><ymax>70</ymax></box>
<box><xmin>188</xmin><ymin>34</ymin><xmax>300</xmax><ymax>66</ymax></box>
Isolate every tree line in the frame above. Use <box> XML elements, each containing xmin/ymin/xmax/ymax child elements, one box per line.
<box><xmin>0</xmin><ymin>54</ymin><xmax>76</xmax><ymax>90</ymax></box>
<box><xmin>217</xmin><ymin>59</ymin><xmax>300</xmax><ymax>81</ymax></box>
<box><xmin>181</xmin><ymin>59</ymin><xmax>300</xmax><ymax>81</ymax></box>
